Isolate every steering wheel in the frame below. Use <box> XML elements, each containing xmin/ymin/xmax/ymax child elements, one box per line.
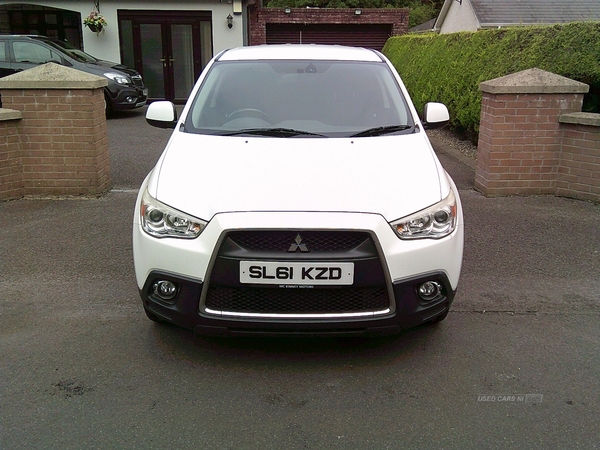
<box><xmin>227</xmin><ymin>108</ymin><xmax>273</xmax><ymax>124</ymax></box>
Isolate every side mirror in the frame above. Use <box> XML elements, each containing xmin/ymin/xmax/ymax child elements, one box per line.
<box><xmin>422</xmin><ymin>102</ymin><xmax>449</xmax><ymax>130</ymax></box>
<box><xmin>146</xmin><ymin>101</ymin><xmax>178</xmax><ymax>129</ymax></box>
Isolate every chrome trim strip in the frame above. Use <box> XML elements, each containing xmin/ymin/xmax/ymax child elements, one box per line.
<box><xmin>204</xmin><ymin>308</ymin><xmax>391</xmax><ymax>319</ymax></box>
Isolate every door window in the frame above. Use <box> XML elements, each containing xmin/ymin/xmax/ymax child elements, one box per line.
<box><xmin>13</xmin><ymin>41</ymin><xmax>61</xmax><ymax>64</ymax></box>
<box><xmin>171</xmin><ymin>24</ymin><xmax>195</xmax><ymax>99</ymax></box>
<box><xmin>118</xmin><ymin>11</ymin><xmax>212</xmax><ymax>103</ymax></box>
<box><xmin>140</xmin><ymin>23</ymin><xmax>165</xmax><ymax>98</ymax></box>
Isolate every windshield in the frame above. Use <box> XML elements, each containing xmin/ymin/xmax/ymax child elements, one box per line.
<box><xmin>40</xmin><ymin>38</ymin><xmax>99</xmax><ymax>63</ymax></box>
<box><xmin>184</xmin><ymin>60</ymin><xmax>413</xmax><ymax>137</ymax></box>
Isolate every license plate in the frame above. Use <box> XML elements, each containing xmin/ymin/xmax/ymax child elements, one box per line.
<box><xmin>240</xmin><ymin>261</ymin><xmax>354</xmax><ymax>285</ymax></box>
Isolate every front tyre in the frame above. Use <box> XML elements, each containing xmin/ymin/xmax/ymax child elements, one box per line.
<box><xmin>104</xmin><ymin>91</ymin><xmax>113</xmax><ymax>117</ymax></box>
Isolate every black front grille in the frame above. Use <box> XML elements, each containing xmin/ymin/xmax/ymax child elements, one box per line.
<box><xmin>205</xmin><ymin>229</ymin><xmax>391</xmax><ymax>317</ymax></box>
<box><xmin>227</xmin><ymin>231</ymin><xmax>369</xmax><ymax>253</ymax></box>
<box><xmin>131</xmin><ymin>75</ymin><xmax>144</xmax><ymax>87</ymax></box>
<box><xmin>205</xmin><ymin>286</ymin><xmax>389</xmax><ymax>314</ymax></box>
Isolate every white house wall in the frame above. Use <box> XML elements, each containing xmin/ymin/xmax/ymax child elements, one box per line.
<box><xmin>439</xmin><ymin>0</ymin><xmax>479</xmax><ymax>34</ymax></box>
<box><xmin>2</xmin><ymin>0</ymin><xmax>244</xmax><ymax>63</ymax></box>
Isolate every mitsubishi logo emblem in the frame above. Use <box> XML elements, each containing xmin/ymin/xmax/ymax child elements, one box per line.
<box><xmin>288</xmin><ymin>234</ymin><xmax>309</xmax><ymax>252</ymax></box>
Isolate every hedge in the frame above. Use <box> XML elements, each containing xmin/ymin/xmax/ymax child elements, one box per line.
<box><xmin>382</xmin><ymin>22</ymin><xmax>600</xmax><ymax>135</ymax></box>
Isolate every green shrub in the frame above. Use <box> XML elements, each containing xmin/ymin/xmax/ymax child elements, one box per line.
<box><xmin>382</xmin><ymin>22</ymin><xmax>600</xmax><ymax>135</ymax></box>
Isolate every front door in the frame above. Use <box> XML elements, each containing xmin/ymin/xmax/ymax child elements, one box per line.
<box><xmin>119</xmin><ymin>12</ymin><xmax>213</xmax><ymax>103</ymax></box>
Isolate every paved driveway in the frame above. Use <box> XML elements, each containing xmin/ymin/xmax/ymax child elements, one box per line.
<box><xmin>1</xmin><ymin>108</ymin><xmax>599</xmax><ymax>449</ymax></box>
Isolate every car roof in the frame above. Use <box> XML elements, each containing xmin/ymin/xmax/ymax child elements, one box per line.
<box><xmin>0</xmin><ymin>35</ymin><xmax>57</xmax><ymax>43</ymax></box>
<box><xmin>0</xmin><ymin>34</ymin><xmax>44</xmax><ymax>38</ymax></box>
<box><xmin>217</xmin><ymin>44</ymin><xmax>383</xmax><ymax>62</ymax></box>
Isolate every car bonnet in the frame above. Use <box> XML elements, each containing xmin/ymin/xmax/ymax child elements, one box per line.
<box><xmin>84</xmin><ymin>60</ymin><xmax>139</xmax><ymax>76</ymax></box>
<box><xmin>150</xmin><ymin>131</ymin><xmax>448</xmax><ymax>222</ymax></box>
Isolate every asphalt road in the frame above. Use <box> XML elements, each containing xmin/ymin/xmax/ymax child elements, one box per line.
<box><xmin>1</xmin><ymin>107</ymin><xmax>599</xmax><ymax>449</ymax></box>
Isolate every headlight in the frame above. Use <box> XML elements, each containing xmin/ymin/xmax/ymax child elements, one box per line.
<box><xmin>104</xmin><ymin>72</ymin><xmax>131</xmax><ymax>85</ymax></box>
<box><xmin>390</xmin><ymin>189</ymin><xmax>457</xmax><ymax>240</ymax></box>
<box><xmin>140</xmin><ymin>189</ymin><xmax>206</xmax><ymax>239</ymax></box>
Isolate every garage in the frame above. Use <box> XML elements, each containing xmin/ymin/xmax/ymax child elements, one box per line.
<box><xmin>250</xmin><ymin>7</ymin><xmax>409</xmax><ymax>50</ymax></box>
<box><xmin>266</xmin><ymin>23</ymin><xmax>394</xmax><ymax>51</ymax></box>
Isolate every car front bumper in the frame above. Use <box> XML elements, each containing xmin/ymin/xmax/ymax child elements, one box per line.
<box><xmin>140</xmin><ymin>270</ymin><xmax>456</xmax><ymax>337</ymax></box>
<box><xmin>133</xmin><ymin>196</ymin><xmax>464</xmax><ymax>336</ymax></box>
<box><xmin>106</xmin><ymin>85</ymin><xmax>148</xmax><ymax>110</ymax></box>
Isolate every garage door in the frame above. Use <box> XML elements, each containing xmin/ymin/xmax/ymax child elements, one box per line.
<box><xmin>266</xmin><ymin>23</ymin><xmax>393</xmax><ymax>51</ymax></box>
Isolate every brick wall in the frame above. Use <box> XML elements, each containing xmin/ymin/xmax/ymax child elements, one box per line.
<box><xmin>557</xmin><ymin>114</ymin><xmax>600</xmax><ymax>202</ymax></box>
<box><xmin>476</xmin><ymin>92</ymin><xmax>583</xmax><ymax>196</ymax></box>
<box><xmin>476</xmin><ymin>68</ymin><xmax>599</xmax><ymax>203</ymax></box>
<box><xmin>0</xmin><ymin>63</ymin><xmax>110</xmax><ymax>201</ymax></box>
<box><xmin>0</xmin><ymin>111</ymin><xmax>23</xmax><ymax>200</ymax></box>
<box><xmin>249</xmin><ymin>7</ymin><xmax>409</xmax><ymax>46</ymax></box>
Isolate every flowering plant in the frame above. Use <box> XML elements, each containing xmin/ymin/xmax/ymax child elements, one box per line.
<box><xmin>83</xmin><ymin>11</ymin><xmax>107</xmax><ymax>32</ymax></box>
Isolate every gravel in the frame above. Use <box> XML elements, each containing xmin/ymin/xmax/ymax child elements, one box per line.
<box><xmin>427</xmin><ymin>128</ymin><xmax>478</xmax><ymax>159</ymax></box>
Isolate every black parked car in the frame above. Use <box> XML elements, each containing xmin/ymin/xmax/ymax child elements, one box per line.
<box><xmin>0</xmin><ymin>35</ymin><xmax>148</xmax><ymax>115</ymax></box>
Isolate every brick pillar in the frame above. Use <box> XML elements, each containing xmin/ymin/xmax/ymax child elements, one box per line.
<box><xmin>0</xmin><ymin>109</ymin><xmax>23</xmax><ymax>200</ymax></box>
<box><xmin>475</xmin><ymin>68</ymin><xmax>589</xmax><ymax>197</ymax></box>
<box><xmin>0</xmin><ymin>62</ymin><xmax>110</xmax><ymax>198</ymax></box>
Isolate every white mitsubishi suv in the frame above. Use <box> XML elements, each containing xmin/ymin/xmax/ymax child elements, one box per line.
<box><xmin>133</xmin><ymin>44</ymin><xmax>464</xmax><ymax>337</ymax></box>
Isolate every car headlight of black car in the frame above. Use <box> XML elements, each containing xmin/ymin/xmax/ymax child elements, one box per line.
<box><xmin>104</xmin><ymin>72</ymin><xmax>131</xmax><ymax>85</ymax></box>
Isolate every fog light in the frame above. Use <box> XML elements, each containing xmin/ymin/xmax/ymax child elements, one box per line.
<box><xmin>153</xmin><ymin>280</ymin><xmax>178</xmax><ymax>301</ymax></box>
<box><xmin>418</xmin><ymin>281</ymin><xmax>442</xmax><ymax>302</ymax></box>
<box><xmin>125</xmin><ymin>96</ymin><xmax>136</xmax><ymax>103</ymax></box>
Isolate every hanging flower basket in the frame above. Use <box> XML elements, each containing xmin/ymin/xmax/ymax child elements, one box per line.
<box><xmin>87</xmin><ymin>23</ymin><xmax>103</xmax><ymax>33</ymax></box>
<box><xmin>83</xmin><ymin>11</ymin><xmax>107</xmax><ymax>34</ymax></box>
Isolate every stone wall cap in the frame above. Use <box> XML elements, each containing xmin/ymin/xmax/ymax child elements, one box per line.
<box><xmin>479</xmin><ymin>68</ymin><xmax>589</xmax><ymax>94</ymax></box>
<box><xmin>0</xmin><ymin>108</ymin><xmax>23</xmax><ymax>121</ymax></box>
<box><xmin>559</xmin><ymin>112</ymin><xmax>600</xmax><ymax>127</ymax></box>
<box><xmin>0</xmin><ymin>62</ymin><xmax>107</xmax><ymax>89</ymax></box>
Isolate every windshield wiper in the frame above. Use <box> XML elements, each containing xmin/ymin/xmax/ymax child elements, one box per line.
<box><xmin>349</xmin><ymin>125</ymin><xmax>413</xmax><ymax>137</ymax></box>
<box><xmin>222</xmin><ymin>128</ymin><xmax>325</xmax><ymax>137</ymax></box>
